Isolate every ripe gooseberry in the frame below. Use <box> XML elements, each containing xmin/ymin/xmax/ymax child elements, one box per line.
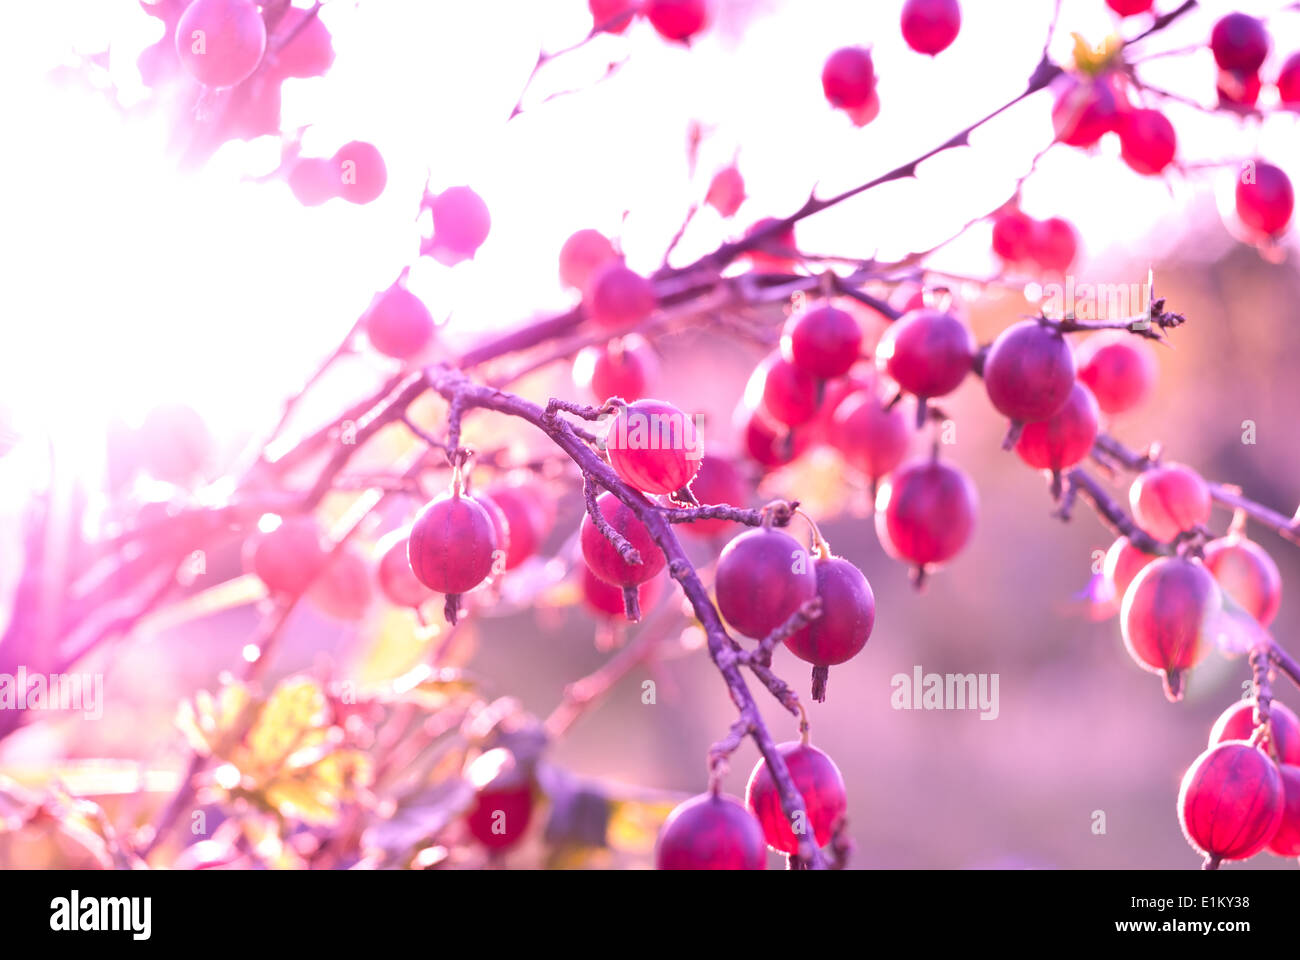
<box><xmin>1012</xmin><ymin>381</ymin><xmax>1099</xmax><ymax>483</ymax></box>
<box><xmin>1028</xmin><ymin>217</ymin><xmax>1080</xmax><ymax>273</ymax></box>
<box><xmin>1051</xmin><ymin>74</ymin><xmax>1123</xmax><ymax>148</ymax></box>
<box><xmin>487</xmin><ymin>477</ymin><xmax>553</xmax><ymax>570</ymax></box>
<box><xmin>874</xmin><ymin>309</ymin><xmax>975</xmax><ymax>407</ymax></box>
<box><xmin>821</xmin><ymin>47</ymin><xmax>875</xmax><ymax>110</ymax></box>
<box><xmin>1268</xmin><ymin>764</ymin><xmax>1300</xmax><ymax>857</ymax></box>
<box><xmin>589</xmin><ymin>0</ymin><xmax>637</xmax><ymax>34</ymax></box>
<box><xmin>1178</xmin><ymin>741</ymin><xmax>1283</xmax><ymax>867</ymax></box>
<box><xmin>581</xmin><ymin>565</ymin><xmax>663</xmax><ymax>620</ymax></box>
<box><xmin>374</xmin><ymin>527</ymin><xmax>433</xmax><ymax>608</ymax></box>
<box><xmin>362</xmin><ymin>283</ymin><xmax>435</xmax><ymax>360</ymax></box>
<box><xmin>745</xmin><ymin>742</ymin><xmax>847</xmax><ymax>854</ymax></box>
<box><xmin>982</xmin><ymin>320</ymin><xmax>1076</xmax><ymax>441</ymax></box>
<box><xmin>705</xmin><ymin>165</ymin><xmax>746</xmax><ymax>218</ymax></box>
<box><xmin>1210</xmin><ymin>699</ymin><xmax>1300</xmax><ymax>765</ymax></box>
<box><xmin>1120</xmin><ymin>556</ymin><xmax>1221</xmax><ymax>700</ymax></box>
<box><xmin>875</xmin><ymin>457</ymin><xmax>978</xmax><ymax>582</ymax></box>
<box><xmin>559</xmin><ymin>229</ymin><xmax>618</xmax><ymax>292</ymax></box>
<box><xmin>743</xmin><ymin>218</ymin><xmax>799</xmax><ymax>272</ymax></box>
<box><xmin>655</xmin><ymin>793</ymin><xmax>766</xmax><ymax>870</ymax></box>
<box><xmin>1128</xmin><ymin>463</ymin><xmax>1212</xmax><ymax>543</ymax></box>
<box><xmin>830</xmin><ymin>389</ymin><xmax>911</xmax><ymax>490</ymax></box>
<box><xmin>1217</xmin><ymin>68</ymin><xmax>1262</xmax><ymax>110</ymax></box>
<box><xmin>175</xmin><ymin>0</ymin><xmax>267</xmax><ymax>88</ymax></box>
<box><xmin>137</xmin><ymin>402</ymin><xmax>212</xmax><ymax>484</ymax></box>
<box><xmin>424</xmin><ymin>186</ymin><xmax>491</xmax><ymax>265</ymax></box>
<box><xmin>785</xmin><ymin>554</ymin><xmax>875</xmax><ymax>702</ymax></box>
<box><xmin>644</xmin><ymin>0</ymin><xmax>708</xmax><ymax>41</ymax></box>
<box><xmin>306</xmin><ymin>542</ymin><xmax>373</xmax><ymax>621</ymax></box>
<box><xmin>681</xmin><ymin>455</ymin><xmax>748</xmax><ymax>539</ymax></box>
<box><xmin>1074</xmin><ymin>331</ymin><xmax>1157</xmax><ymax>416</ymax></box>
<box><xmin>749</xmin><ymin>353</ymin><xmax>819</xmax><ymax>428</ymax></box>
<box><xmin>268</xmin><ymin>5</ymin><xmax>333</xmax><ymax>79</ymax></box>
<box><xmin>584</xmin><ymin>262</ymin><xmax>657</xmax><ymax>329</ymax></box>
<box><xmin>464</xmin><ymin>748</ymin><xmax>534</xmax><ymax>851</ymax></box>
<box><xmin>991</xmin><ymin>209</ymin><xmax>1036</xmax><ymax>264</ymax></box>
<box><xmin>1210</xmin><ymin>13</ymin><xmax>1270</xmax><ymax>74</ymax></box>
<box><xmin>1278</xmin><ymin>52</ymin><xmax>1300</xmax><ymax>107</ymax></box>
<box><xmin>1235</xmin><ymin>161</ymin><xmax>1295</xmax><ymax>239</ymax></box>
<box><xmin>1118</xmin><ymin>108</ymin><xmax>1177</xmax><ymax>176</ymax></box>
<box><xmin>287</xmin><ymin>157</ymin><xmax>336</xmax><ymax>207</ymax></box>
<box><xmin>899</xmin><ymin>0</ymin><xmax>961</xmax><ymax>56</ymax></box>
<box><xmin>1102</xmin><ymin>536</ymin><xmax>1157</xmax><ymax>604</ymax></box>
<box><xmin>408</xmin><ymin>488</ymin><xmax>499</xmax><ymax>623</ymax></box>
<box><xmin>738</xmin><ymin>403</ymin><xmax>811</xmax><ymax>469</ymax></box>
<box><xmin>580</xmin><ymin>492</ymin><xmax>665</xmax><ymax>619</ymax></box>
<box><xmin>781</xmin><ymin>305</ymin><xmax>862</xmax><ymax>379</ymax></box>
<box><xmin>606</xmin><ymin>399</ymin><xmax>702</xmax><ymax>495</ymax></box>
<box><xmin>246</xmin><ymin>516</ymin><xmax>329</xmax><ymax>596</ymax></box>
<box><xmin>332</xmin><ymin>141</ymin><xmax>387</xmax><ymax>205</ymax></box>
<box><xmin>714</xmin><ymin>526</ymin><xmax>816</xmax><ymax>640</ymax></box>
<box><xmin>1107</xmin><ymin>0</ymin><xmax>1153</xmax><ymax>15</ymax></box>
<box><xmin>1203</xmin><ymin>534</ymin><xmax>1282</xmax><ymax>626</ymax></box>
<box><xmin>574</xmin><ymin>335</ymin><xmax>659</xmax><ymax>404</ymax></box>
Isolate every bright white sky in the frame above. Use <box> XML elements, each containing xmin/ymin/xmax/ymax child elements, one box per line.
<box><xmin>0</xmin><ymin>0</ymin><xmax>1296</xmax><ymax>482</ymax></box>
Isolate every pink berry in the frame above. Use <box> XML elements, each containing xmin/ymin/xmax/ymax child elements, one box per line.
<box><xmin>332</xmin><ymin>141</ymin><xmax>387</xmax><ymax>205</ymax></box>
<box><xmin>574</xmin><ymin>334</ymin><xmax>658</xmax><ymax>403</ymax></box>
<box><xmin>1104</xmin><ymin>536</ymin><xmax>1157</xmax><ymax>603</ymax></box>
<box><xmin>589</xmin><ymin>0</ymin><xmax>637</xmax><ymax>34</ymax></box>
<box><xmin>784</xmin><ymin>555</ymin><xmax>875</xmax><ymax>702</ymax></box>
<box><xmin>584</xmin><ymin>262</ymin><xmax>657</xmax><ymax>329</ymax></box>
<box><xmin>1013</xmin><ymin>381</ymin><xmax>1099</xmax><ymax>474</ymax></box>
<box><xmin>874</xmin><ymin>309</ymin><xmax>975</xmax><ymax>401</ymax></box>
<box><xmin>1203</xmin><ymin>534</ymin><xmax>1282</xmax><ymax>626</ymax></box>
<box><xmin>424</xmin><ymin>186</ymin><xmax>491</xmax><ymax>265</ymax></box>
<box><xmin>739</xmin><ymin>404</ymin><xmax>811</xmax><ymax>469</ymax></box>
<box><xmin>1074</xmin><ymin>332</ymin><xmax>1157</xmax><ymax>416</ymax></box>
<box><xmin>287</xmin><ymin>157</ymin><xmax>336</xmax><ymax>207</ymax></box>
<box><xmin>705</xmin><ymin>165</ymin><xmax>746</xmax><ymax>218</ymax></box>
<box><xmin>408</xmin><ymin>490</ymin><xmax>499</xmax><ymax>596</ymax></box>
<box><xmin>559</xmin><ymin>229</ymin><xmax>618</xmax><ymax>292</ymax></box>
<box><xmin>606</xmin><ymin>399</ymin><xmax>703</xmax><ymax>495</ymax></box>
<box><xmin>1178</xmin><ymin>741</ymin><xmax>1283</xmax><ymax>865</ymax></box>
<box><xmin>983</xmin><ymin>320</ymin><xmax>1077</xmax><ymax>427</ymax></box>
<box><xmin>830</xmin><ymin>389</ymin><xmax>911</xmax><ymax>484</ymax></box>
<box><xmin>485</xmin><ymin>480</ymin><xmax>550</xmax><ymax>570</ymax></box>
<box><xmin>900</xmin><ymin>0</ymin><xmax>961</xmax><ymax>56</ymax></box>
<box><xmin>745</xmin><ymin>742</ymin><xmax>847</xmax><ymax>854</ymax></box>
<box><xmin>1118</xmin><ymin>108</ymin><xmax>1177</xmax><ymax>175</ymax></box>
<box><xmin>363</xmin><ymin>283</ymin><xmax>435</xmax><ymax>360</ymax></box>
<box><xmin>644</xmin><ymin>0</ymin><xmax>708</xmax><ymax>41</ymax></box>
<box><xmin>1210</xmin><ymin>13</ymin><xmax>1270</xmax><ymax>74</ymax></box>
<box><xmin>246</xmin><ymin>516</ymin><xmax>329</xmax><ymax>596</ymax></box>
<box><xmin>875</xmin><ymin>457</ymin><xmax>978</xmax><ymax>575</ymax></box>
<box><xmin>991</xmin><ymin>210</ymin><xmax>1036</xmax><ymax>264</ymax></box>
<box><xmin>821</xmin><ymin>47</ymin><xmax>876</xmax><ymax>110</ymax></box>
<box><xmin>1128</xmin><ymin>463</ymin><xmax>1212</xmax><ymax>543</ymax></box>
<box><xmin>1211</xmin><ymin>699</ymin><xmax>1300</xmax><ymax>766</ymax></box>
<box><xmin>307</xmin><ymin>542</ymin><xmax>373</xmax><ymax>621</ymax></box>
<box><xmin>374</xmin><ymin>527</ymin><xmax>434</xmax><ymax>608</ymax></box>
<box><xmin>715</xmin><ymin>527</ymin><xmax>816</xmax><ymax>640</ymax></box>
<box><xmin>1052</xmin><ymin>74</ymin><xmax>1123</xmax><ymax>148</ymax></box>
<box><xmin>580</xmin><ymin>491</ymin><xmax>665</xmax><ymax>587</ymax></box>
<box><xmin>655</xmin><ymin>793</ymin><xmax>766</xmax><ymax>870</ymax></box>
<box><xmin>581</xmin><ymin>564</ymin><xmax>663</xmax><ymax>620</ymax></box>
<box><xmin>1029</xmin><ymin>217</ymin><xmax>1080</xmax><ymax>273</ymax></box>
<box><xmin>1121</xmin><ymin>556</ymin><xmax>1220</xmax><ymax>700</ymax></box>
<box><xmin>1236</xmin><ymin>161</ymin><xmax>1294</xmax><ymax>239</ymax></box>
<box><xmin>1268</xmin><ymin>764</ymin><xmax>1300</xmax><ymax>857</ymax></box>
<box><xmin>175</xmin><ymin>0</ymin><xmax>266</xmax><ymax>88</ymax></box>
<box><xmin>137</xmin><ymin>402</ymin><xmax>212</xmax><ymax>483</ymax></box>
<box><xmin>743</xmin><ymin>218</ymin><xmax>799</xmax><ymax>271</ymax></box>
<box><xmin>1278</xmin><ymin>52</ymin><xmax>1300</xmax><ymax>107</ymax></box>
<box><xmin>464</xmin><ymin>749</ymin><xmax>534</xmax><ymax>850</ymax></box>
<box><xmin>781</xmin><ymin>305</ymin><xmax>862</xmax><ymax>379</ymax></box>
<box><xmin>1106</xmin><ymin>0</ymin><xmax>1153</xmax><ymax>15</ymax></box>
<box><xmin>682</xmin><ymin>455</ymin><xmax>748</xmax><ymax>539</ymax></box>
<box><xmin>269</xmin><ymin>6</ymin><xmax>333</xmax><ymax>79</ymax></box>
<box><xmin>750</xmin><ymin>353</ymin><xmax>819</xmax><ymax>428</ymax></box>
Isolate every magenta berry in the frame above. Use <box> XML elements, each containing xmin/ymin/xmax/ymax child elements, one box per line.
<box><xmin>1268</xmin><ymin>764</ymin><xmax>1300</xmax><ymax>857</ymax></box>
<box><xmin>363</xmin><ymin>283</ymin><xmax>435</xmax><ymax>360</ymax></box>
<box><xmin>705</xmin><ymin>165</ymin><xmax>746</xmax><ymax>218</ymax></box>
<box><xmin>743</xmin><ymin>217</ymin><xmax>799</xmax><ymax>271</ymax></box>
<box><xmin>1128</xmin><ymin>463</ymin><xmax>1211</xmax><ymax>543</ymax></box>
<box><xmin>1235</xmin><ymin>161</ymin><xmax>1294</xmax><ymax>239</ymax></box>
<box><xmin>581</xmin><ymin>564</ymin><xmax>662</xmax><ymax>620</ymax></box>
<box><xmin>1278</xmin><ymin>52</ymin><xmax>1300</xmax><ymax>107</ymax></box>
<box><xmin>1103</xmin><ymin>536</ymin><xmax>1156</xmax><ymax>604</ymax></box>
<box><xmin>821</xmin><ymin>47</ymin><xmax>876</xmax><ymax>110</ymax></box>
<box><xmin>1074</xmin><ymin>331</ymin><xmax>1156</xmax><ymax>416</ymax></box>
<box><xmin>1178</xmin><ymin>741</ymin><xmax>1283</xmax><ymax>867</ymax></box>
<box><xmin>655</xmin><ymin>793</ymin><xmax>767</xmax><ymax>870</ymax></box>
<box><xmin>1051</xmin><ymin>75</ymin><xmax>1122</xmax><ymax>148</ymax></box>
<box><xmin>751</xmin><ymin>353</ymin><xmax>819</xmax><ymax>428</ymax></box>
<box><xmin>1120</xmin><ymin>556</ymin><xmax>1221</xmax><ymax>700</ymax></box>
<box><xmin>714</xmin><ymin>527</ymin><xmax>816</xmax><ymax>640</ymax></box>
<box><xmin>785</xmin><ymin>555</ymin><xmax>875</xmax><ymax>702</ymax></box>
<box><xmin>581</xmin><ymin>491</ymin><xmax>665</xmax><ymax>588</ymax></box>
<box><xmin>425</xmin><ymin>186</ymin><xmax>491</xmax><ymax>265</ymax></box>
<box><xmin>1106</xmin><ymin>0</ymin><xmax>1153</xmax><ymax>15</ymax></box>
<box><xmin>332</xmin><ymin>141</ymin><xmax>387</xmax><ymax>205</ymax></box>
<box><xmin>559</xmin><ymin>229</ymin><xmax>618</xmax><ymax>292</ymax></box>
<box><xmin>875</xmin><ymin>457</ymin><xmax>978</xmax><ymax>579</ymax></box>
<box><xmin>739</xmin><ymin>403</ymin><xmax>811</xmax><ymax>469</ymax></box>
<box><xmin>1210</xmin><ymin>13</ymin><xmax>1270</xmax><ymax>74</ymax></box>
<box><xmin>589</xmin><ymin>0</ymin><xmax>637</xmax><ymax>34</ymax></box>
<box><xmin>983</xmin><ymin>321</ymin><xmax>1076</xmax><ymax>438</ymax></box>
<box><xmin>246</xmin><ymin>516</ymin><xmax>329</xmax><ymax>596</ymax></box>
<box><xmin>1013</xmin><ymin>381</ymin><xmax>1099</xmax><ymax>476</ymax></box>
<box><xmin>991</xmin><ymin>209</ymin><xmax>1036</xmax><ymax>264</ymax></box>
<box><xmin>287</xmin><ymin>157</ymin><xmax>337</xmax><ymax>207</ymax></box>
<box><xmin>900</xmin><ymin>0</ymin><xmax>961</xmax><ymax>56</ymax></box>
<box><xmin>874</xmin><ymin>309</ymin><xmax>975</xmax><ymax>403</ymax></box>
<box><xmin>269</xmin><ymin>6</ymin><xmax>334</xmax><ymax>79</ymax></box>
<box><xmin>1202</xmin><ymin>535</ymin><xmax>1281</xmax><ymax>627</ymax></box>
<box><xmin>644</xmin><ymin>0</ymin><xmax>708</xmax><ymax>41</ymax></box>
<box><xmin>781</xmin><ymin>305</ymin><xmax>862</xmax><ymax>379</ymax></box>
<box><xmin>1211</xmin><ymin>699</ymin><xmax>1300</xmax><ymax>766</ymax></box>
<box><xmin>175</xmin><ymin>0</ymin><xmax>267</xmax><ymax>88</ymax></box>
<box><xmin>374</xmin><ymin>527</ymin><xmax>434</xmax><ymax>608</ymax></box>
<box><xmin>1029</xmin><ymin>217</ymin><xmax>1079</xmax><ymax>273</ymax></box>
<box><xmin>607</xmin><ymin>399</ymin><xmax>702</xmax><ymax>495</ymax></box>
<box><xmin>830</xmin><ymin>390</ymin><xmax>910</xmax><ymax>485</ymax></box>
<box><xmin>745</xmin><ymin>742</ymin><xmax>847</xmax><ymax>854</ymax></box>
<box><xmin>584</xmin><ymin>262</ymin><xmax>657</xmax><ymax>330</ymax></box>
<box><xmin>574</xmin><ymin>334</ymin><xmax>659</xmax><ymax>403</ymax></box>
<box><xmin>682</xmin><ymin>455</ymin><xmax>748</xmax><ymax>539</ymax></box>
<box><xmin>408</xmin><ymin>489</ymin><xmax>499</xmax><ymax>622</ymax></box>
<box><xmin>306</xmin><ymin>542</ymin><xmax>373</xmax><ymax>622</ymax></box>
<box><xmin>1118</xmin><ymin>108</ymin><xmax>1176</xmax><ymax>176</ymax></box>
<box><xmin>464</xmin><ymin>748</ymin><xmax>534</xmax><ymax>850</ymax></box>
<box><xmin>486</xmin><ymin>481</ymin><xmax>549</xmax><ymax>570</ymax></box>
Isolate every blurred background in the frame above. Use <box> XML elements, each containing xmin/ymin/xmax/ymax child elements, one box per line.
<box><xmin>1</xmin><ymin>0</ymin><xmax>1299</xmax><ymax>868</ymax></box>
